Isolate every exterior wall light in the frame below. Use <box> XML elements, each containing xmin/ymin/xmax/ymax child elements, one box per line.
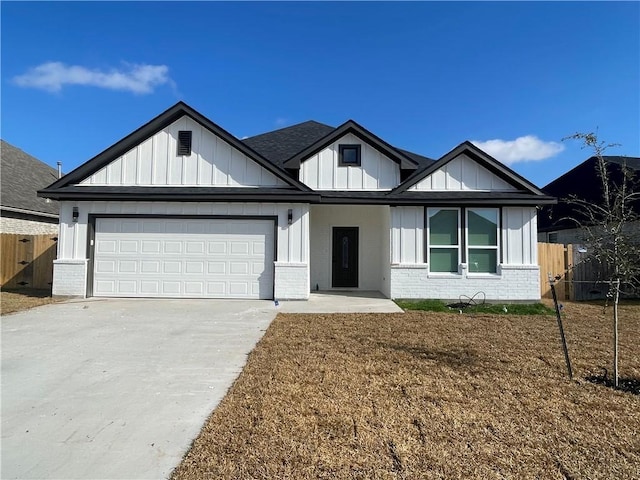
<box><xmin>72</xmin><ymin>207</ymin><xmax>79</xmax><ymax>223</ymax></box>
<box><xmin>287</xmin><ymin>209</ymin><xmax>293</xmax><ymax>225</ymax></box>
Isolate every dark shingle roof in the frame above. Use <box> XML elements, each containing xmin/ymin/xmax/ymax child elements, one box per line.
<box><xmin>242</xmin><ymin>121</ymin><xmax>335</xmax><ymax>168</ymax></box>
<box><xmin>242</xmin><ymin>120</ymin><xmax>435</xmax><ymax>169</ymax></box>
<box><xmin>1</xmin><ymin>140</ymin><xmax>59</xmax><ymax>216</ymax></box>
<box><xmin>538</xmin><ymin>155</ymin><xmax>640</xmax><ymax>231</ymax></box>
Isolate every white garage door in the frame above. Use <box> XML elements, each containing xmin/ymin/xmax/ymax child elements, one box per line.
<box><xmin>92</xmin><ymin>218</ymin><xmax>274</xmax><ymax>299</ymax></box>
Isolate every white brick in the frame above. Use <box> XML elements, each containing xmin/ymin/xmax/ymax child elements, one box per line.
<box><xmin>52</xmin><ymin>260</ymin><xmax>87</xmax><ymax>297</ymax></box>
<box><xmin>274</xmin><ymin>262</ymin><xmax>309</xmax><ymax>300</ymax></box>
<box><xmin>390</xmin><ymin>264</ymin><xmax>540</xmax><ymax>301</ymax></box>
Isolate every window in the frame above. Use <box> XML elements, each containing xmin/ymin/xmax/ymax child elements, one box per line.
<box><xmin>427</xmin><ymin>208</ymin><xmax>460</xmax><ymax>273</ymax></box>
<box><xmin>178</xmin><ymin>131</ymin><xmax>192</xmax><ymax>156</ymax></box>
<box><xmin>426</xmin><ymin>207</ymin><xmax>500</xmax><ymax>274</ymax></box>
<box><xmin>339</xmin><ymin>144</ymin><xmax>361</xmax><ymax>166</ymax></box>
<box><xmin>466</xmin><ymin>208</ymin><xmax>499</xmax><ymax>273</ymax></box>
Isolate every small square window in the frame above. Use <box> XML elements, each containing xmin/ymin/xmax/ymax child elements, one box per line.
<box><xmin>178</xmin><ymin>131</ymin><xmax>192</xmax><ymax>156</ymax></box>
<box><xmin>339</xmin><ymin>144</ymin><xmax>361</xmax><ymax>166</ymax></box>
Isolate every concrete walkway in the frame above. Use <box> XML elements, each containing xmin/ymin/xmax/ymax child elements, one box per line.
<box><xmin>279</xmin><ymin>291</ymin><xmax>403</xmax><ymax>313</ymax></box>
<box><xmin>1</xmin><ymin>292</ymin><xmax>400</xmax><ymax>479</ymax></box>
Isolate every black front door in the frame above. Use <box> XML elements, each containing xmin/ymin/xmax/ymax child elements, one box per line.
<box><xmin>332</xmin><ymin>227</ymin><xmax>359</xmax><ymax>288</ymax></box>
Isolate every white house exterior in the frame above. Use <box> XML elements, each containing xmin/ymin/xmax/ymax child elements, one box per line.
<box><xmin>39</xmin><ymin>102</ymin><xmax>555</xmax><ymax>301</ymax></box>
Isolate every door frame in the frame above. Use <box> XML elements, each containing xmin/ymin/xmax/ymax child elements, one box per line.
<box><xmin>331</xmin><ymin>226</ymin><xmax>359</xmax><ymax>288</ymax></box>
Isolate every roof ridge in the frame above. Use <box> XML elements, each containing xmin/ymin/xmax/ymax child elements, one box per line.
<box><xmin>245</xmin><ymin>120</ymin><xmax>335</xmax><ymax>140</ymax></box>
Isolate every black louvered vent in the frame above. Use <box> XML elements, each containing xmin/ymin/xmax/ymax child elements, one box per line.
<box><xmin>178</xmin><ymin>131</ymin><xmax>192</xmax><ymax>156</ymax></box>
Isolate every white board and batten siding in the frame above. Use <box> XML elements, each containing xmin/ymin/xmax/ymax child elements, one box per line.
<box><xmin>502</xmin><ymin>207</ymin><xmax>538</xmax><ymax>265</ymax></box>
<box><xmin>391</xmin><ymin>206</ymin><xmax>537</xmax><ymax>266</ymax></box>
<box><xmin>80</xmin><ymin>116</ymin><xmax>287</xmax><ymax>187</ymax></box>
<box><xmin>57</xmin><ymin>201</ymin><xmax>309</xmax><ymax>265</ymax></box>
<box><xmin>410</xmin><ymin>154</ymin><xmax>517</xmax><ymax>191</ymax></box>
<box><xmin>300</xmin><ymin>133</ymin><xmax>400</xmax><ymax>190</ymax></box>
<box><xmin>390</xmin><ymin>207</ymin><xmax>424</xmax><ymax>264</ymax></box>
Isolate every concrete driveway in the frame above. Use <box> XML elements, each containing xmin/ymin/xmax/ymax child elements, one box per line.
<box><xmin>1</xmin><ymin>298</ymin><xmax>278</xmax><ymax>480</ymax></box>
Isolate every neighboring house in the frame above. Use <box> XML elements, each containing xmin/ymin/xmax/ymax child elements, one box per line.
<box><xmin>1</xmin><ymin>140</ymin><xmax>60</xmax><ymax>234</ymax></box>
<box><xmin>39</xmin><ymin>102</ymin><xmax>555</xmax><ymax>301</ymax></box>
<box><xmin>538</xmin><ymin>156</ymin><xmax>640</xmax><ymax>245</ymax></box>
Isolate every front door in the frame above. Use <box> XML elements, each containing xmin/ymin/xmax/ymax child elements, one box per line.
<box><xmin>332</xmin><ymin>227</ymin><xmax>359</xmax><ymax>288</ymax></box>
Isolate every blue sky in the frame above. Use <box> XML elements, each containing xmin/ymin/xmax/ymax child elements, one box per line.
<box><xmin>2</xmin><ymin>1</ymin><xmax>639</xmax><ymax>188</ymax></box>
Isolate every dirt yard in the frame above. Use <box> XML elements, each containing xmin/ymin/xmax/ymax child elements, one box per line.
<box><xmin>0</xmin><ymin>289</ymin><xmax>66</xmax><ymax>315</ymax></box>
<box><xmin>172</xmin><ymin>301</ymin><xmax>639</xmax><ymax>479</ymax></box>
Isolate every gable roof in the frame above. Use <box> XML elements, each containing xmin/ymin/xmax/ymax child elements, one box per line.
<box><xmin>392</xmin><ymin>141</ymin><xmax>547</xmax><ymax>195</ymax></box>
<box><xmin>1</xmin><ymin>140</ymin><xmax>59</xmax><ymax>217</ymax></box>
<box><xmin>538</xmin><ymin>155</ymin><xmax>640</xmax><ymax>231</ymax></box>
<box><xmin>40</xmin><ymin>102</ymin><xmax>311</xmax><ymax>195</ymax></box>
<box><xmin>281</xmin><ymin>120</ymin><xmax>422</xmax><ymax>170</ymax></box>
<box><xmin>35</xmin><ymin>101</ymin><xmax>553</xmax><ymax>206</ymax></box>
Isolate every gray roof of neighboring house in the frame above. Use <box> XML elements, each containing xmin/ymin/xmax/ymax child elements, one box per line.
<box><xmin>538</xmin><ymin>155</ymin><xmax>640</xmax><ymax>231</ymax></box>
<box><xmin>1</xmin><ymin>140</ymin><xmax>59</xmax><ymax>216</ymax></box>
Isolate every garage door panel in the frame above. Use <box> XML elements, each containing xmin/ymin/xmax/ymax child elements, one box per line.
<box><xmin>95</xmin><ymin>260</ymin><xmax>116</xmax><ymax>273</ymax></box>
<box><xmin>117</xmin><ymin>280</ymin><xmax>136</xmax><ymax>294</ymax></box>
<box><xmin>164</xmin><ymin>242</ymin><xmax>182</xmax><ymax>254</ymax></box>
<box><xmin>93</xmin><ymin>218</ymin><xmax>274</xmax><ymax>299</ymax></box>
<box><xmin>97</xmin><ymin>240</ymin><xmax>117</xmax><ymax>254</ymax></box>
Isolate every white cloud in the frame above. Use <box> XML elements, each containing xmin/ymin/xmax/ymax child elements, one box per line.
<box><xmin>471</xmin><ymin>135</ymin><xmax>565</xmax><ymax>165</ymax></box>
<box><xmin>274</xmin><ymin>117</ymin><xmax>288</xmax><ymax>127</ymax></box>
<box><xmin>13</xmin><ymin>62</ymin><xmax>173</xmax><ymax>94</ymax></box>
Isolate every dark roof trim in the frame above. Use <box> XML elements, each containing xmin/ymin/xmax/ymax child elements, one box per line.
<box><xmin>283</xmin><ymin>120</ymin><xmax>420</xmax><ymax>170</ymax></box>
<box><xmin>317</xmin><ymin>197</ymin><xmax>553</xmax><ymax>206</ymax></box>
<box><xmin>42</xmin><ymin>102</ymin><xmax>311</xmax><ymax>193</ymax></box>
<box><xmin>317</xmin><ymin>190</ymin><xmax>556</xmax><ymax>206</ymax></box>
<box><xmin>41</xmin><ymin>185</ymin><xmax>555</xmax><ymax>206</ymax></box>
<box><xmin>38</xmin><ymin>186</ymin><xmax>321</xmax><ymax>202</ymax></box>
<box><xmin>392</xmin><ymin>141</ymin><xmax>547</xmax><ymax>195</ymax></box>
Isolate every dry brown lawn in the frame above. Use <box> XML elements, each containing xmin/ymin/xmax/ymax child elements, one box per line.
<box><xmin>0</xmin><ymin>288</ymin><xmax>66</xmax><ymax>315</ymax></box>
<box><xmin>172</xmin><ymin>302</ymin><xmax>639</xmax><ymax>480</ymax></box>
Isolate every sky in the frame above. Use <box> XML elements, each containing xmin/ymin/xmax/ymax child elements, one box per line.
<box><xmin>2</xmin><ymin>1</ymin><xmax>639</xmax><ymax>188</ymax></box>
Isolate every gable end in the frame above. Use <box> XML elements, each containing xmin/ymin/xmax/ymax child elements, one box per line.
<box><xmin>40</xmin><ymin>102</ymin><xmax>310</xmax><ymax>194</ymax></box>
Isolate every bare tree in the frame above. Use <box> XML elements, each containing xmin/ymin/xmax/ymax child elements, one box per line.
<box><xmin>562</xmin><ymin>132</ymin><xmax>640</xmax><ymax>387</ymax></box>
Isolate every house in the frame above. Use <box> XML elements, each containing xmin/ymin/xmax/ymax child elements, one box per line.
<box><xmin>38</xmin><ymin>102</ymin><xmax>555</xmax><ymax>301</ymax></box>
<box><xmin>538</xmin><ymin>155</ymin><xmax>640</xmax><ymax>245</ymax></box>
<box><xmin>1</xmin><ymin>140</ymin><xmax>60</xmax><ymax>234</ymax></box>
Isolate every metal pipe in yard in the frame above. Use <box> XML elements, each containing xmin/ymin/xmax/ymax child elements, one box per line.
<box><xmin>549</xmin><ymin>273</ymin><xmax>573</xmax><ymax>380</ymax></box>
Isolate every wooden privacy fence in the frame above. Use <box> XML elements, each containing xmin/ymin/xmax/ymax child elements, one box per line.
<box><xmin>1</xmin><ymin>234</ymin><xmax>58</xmax><ymax>290</ymax></box>
<box><xmin>538</xmin><ymin>242</ymin><xmax>625</xmax><ymax>301</ymax></box>
<box><xmin>538</xmin><ymin>242</ymin><xmax>574</xmax><ymax>300</ymax></box>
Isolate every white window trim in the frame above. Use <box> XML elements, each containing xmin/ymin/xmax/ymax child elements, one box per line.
<box><xmin>426</xmin><ymin>207</ymin><xmax>461</xmax><ymax>275</ymax></box>
<box><xmin>465</xmin><ymin>207</ymin><xmax>500</xmax><ymax>275</ymax></box>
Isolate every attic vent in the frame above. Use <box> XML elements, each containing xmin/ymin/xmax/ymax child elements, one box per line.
<box><xmin>178</xmin><ymin>131</ymin><xmax>192</xmax><ymax>156</ymax></box>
